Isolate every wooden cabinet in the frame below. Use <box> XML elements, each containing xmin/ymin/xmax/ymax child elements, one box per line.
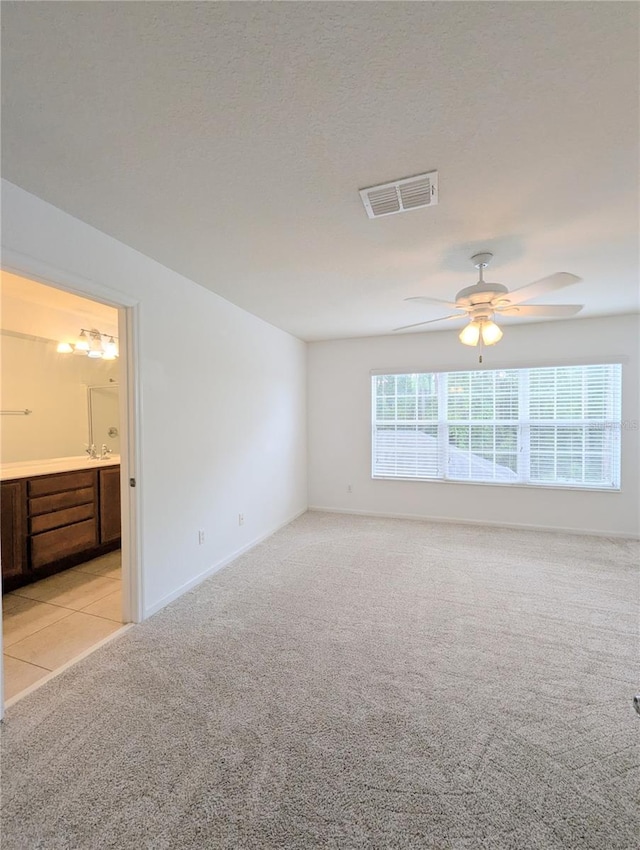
<box><xmin>1</xmin><ymin>464</ymin><xmax>121</xmax><ymax>592</ymax></box>
<box><xmin>27</xmin><ymin>469</ymin><xmax>98</xmax><ymax>571</ymax></box>
<box><xmin>1</xmin><ymin>480</ymin><xmax>27</xmax><ymax>584</ymax></box>
<box><xmin>99</xmin><ymin>466</ymin><xmax>121</xmax><ymax>544</ymax></box>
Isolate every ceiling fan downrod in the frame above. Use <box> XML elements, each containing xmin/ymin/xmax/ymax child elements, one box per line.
<box><xmin>471</xmin><ymin>252</ymin><xmax>493</xmax><ymax>276</ymax></box>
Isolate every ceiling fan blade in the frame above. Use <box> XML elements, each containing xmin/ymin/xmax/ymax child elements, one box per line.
<box><xmin>497</xmin><ymin>272</ymin><xmax>581</xmax><ymax>306</ymax></box>
<box><xmin>496</xmin><ymin>304</ymin><xmax>584</xmax><ymax>317</ymax></box>
<box><xmin>393</xmin><ymin>314</ymin><xmax>465</xmax><ymax>332</ymax></box>
<box><xmin>405</xmin><ymin>296</ymin><xmax>461</xmax><ymax>309</ymax></box>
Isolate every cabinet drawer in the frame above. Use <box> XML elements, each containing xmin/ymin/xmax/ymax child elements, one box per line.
<box><xmin>31</xmin><ymin>519</ymin><xmax>98</xmax><ymax>569</ymax></box>
<box><xmin>30</xmin><ymin>503</ymin><xmax>95</xmax><ymax>535</ymax></box>
<box><xmin>28</xmin><ymin>470</ymin><xmax>96</xmax><ymax>498</ymax></box>
<box><xmin>29</xmin><ymin>487</ymin><xmax>95</xmax><ymax>516</ymax></box>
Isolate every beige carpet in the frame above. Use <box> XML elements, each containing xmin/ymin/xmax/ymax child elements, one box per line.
<box><xmin>1</xmin><ymin>511</ymin><xmax>638</xmax><ymax>849</ymax></box>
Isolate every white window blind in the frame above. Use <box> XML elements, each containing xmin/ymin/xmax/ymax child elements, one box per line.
<box><xmin>371</xmin><ymin>364</ymin><xmax>622</xmax><ymax>490</ymax></box>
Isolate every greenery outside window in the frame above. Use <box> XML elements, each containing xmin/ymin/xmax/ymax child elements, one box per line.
<box><xmin>371</xmin><ymin>364</ymin><xmax>622</xmax><ymax>490</ymax></box>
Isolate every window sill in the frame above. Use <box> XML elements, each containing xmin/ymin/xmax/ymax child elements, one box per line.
<box><xmin>371</xmin><ymin>475</ymin><xmax>621</xmax><ymax>493</ymax></box>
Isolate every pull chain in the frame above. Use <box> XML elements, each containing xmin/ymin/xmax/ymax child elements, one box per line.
<box><xmin>478</xmin><ymin>263</ymin><xmax>486</xmax><ymax>363</ymax></box>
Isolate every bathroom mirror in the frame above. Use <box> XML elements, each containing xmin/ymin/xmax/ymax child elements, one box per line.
<box><xmin>88</xmin><ymin>384</ymin><xmax>120</xmax><ymax>455</ymax></box>
<box><xmin>0</xmin><ymin>332</ymin><xmax>120</xmax><ymax>463</ymax></box>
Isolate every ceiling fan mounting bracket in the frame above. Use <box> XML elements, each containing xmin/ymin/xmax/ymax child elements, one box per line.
<box><xmin>471</xmin><ymin>252</ymin><xmax>493</xmax><ymax>270</ymax></box>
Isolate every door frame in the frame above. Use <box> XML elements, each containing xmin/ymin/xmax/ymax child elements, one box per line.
<box><xmin>0</xmin><ymin>248</ymin><xmax>143</xmax><ymax>714</ymax></box>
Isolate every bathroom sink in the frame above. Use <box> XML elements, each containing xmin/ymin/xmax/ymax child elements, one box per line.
<box><xmin>1</xmin><ymin>455</ymin><xmax>121</xmax><ymax>480</ymax></box>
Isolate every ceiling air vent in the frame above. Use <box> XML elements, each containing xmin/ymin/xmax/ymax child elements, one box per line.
<box><xmin>359</xmin><ymin>171</ymin><xmax>438</xmax><ymax>219</ymax></box>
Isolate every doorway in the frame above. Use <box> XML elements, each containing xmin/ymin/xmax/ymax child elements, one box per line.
<box><xmin>0</xmin><ymin>268</ymin><xmax>140</xmax><ymax>710</ymax></box>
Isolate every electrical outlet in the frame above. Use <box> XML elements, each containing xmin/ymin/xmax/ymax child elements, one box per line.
<box><xmin>238</xmin><ymin>513</ymin><xmax>244</xmax><ymax>526</ymax></box>
<box><xmin>347</xmin><ymin>484</ymin><xmax>352</xmax><ymax>493</ymax></box>
<box><xmin>198</xmin><ymin>529</ymin><xmax>205</xmax><ymax>545</ymax></box>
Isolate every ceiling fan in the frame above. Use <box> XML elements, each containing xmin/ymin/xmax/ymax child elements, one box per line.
<box><xmin>395</xmin><ymin>253</ymin><xmax>583</xmax><ymax>356</ymax></box>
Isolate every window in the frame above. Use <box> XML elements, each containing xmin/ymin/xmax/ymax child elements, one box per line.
<box><xmin>372</xmin><ymin>364</ymin><xmax>622</xmax><ymax>490</ymax></box>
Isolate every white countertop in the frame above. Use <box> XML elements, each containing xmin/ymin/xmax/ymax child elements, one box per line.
<box><xmin>1</xmin><ymin>455</ymin><xmax>121</xmax><ymax>481</ymax></box>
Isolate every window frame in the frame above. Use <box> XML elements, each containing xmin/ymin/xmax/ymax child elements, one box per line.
<box><xmin>371</xmin><ymin>363</ymin><xmax>623</xmax><ymax>492</ymax></box>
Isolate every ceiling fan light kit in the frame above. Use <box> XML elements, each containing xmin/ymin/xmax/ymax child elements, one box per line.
<box><xmin>395</xmin><ymin>252</ymin><xmax>583</xmax><ymax>361</ymax></box>
<box><xmin>459</xmin><ymin>318</ymin><xmax>503</xmax><ymax>347</ymax></box>
<box><xmin>479</xmin><ymin>320</ymin><xmax>503</xmax><ymax>346</ymax></box>
<box><xmin>458</xmin><ymin>321</ymin><xmax>481</xmax><ymax>346</ymax></box>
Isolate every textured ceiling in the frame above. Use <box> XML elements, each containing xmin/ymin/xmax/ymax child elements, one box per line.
<box><xmin>2</xmin><ymin>2</ymin><xmax>638</xmax><ymax>341</ymax></box>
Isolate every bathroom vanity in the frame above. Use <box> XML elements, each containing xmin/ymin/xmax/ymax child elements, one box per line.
<box><xmin>1</xmin><ymin>456</ymin><xmax>121</xmax><ymax>592</ymax></box>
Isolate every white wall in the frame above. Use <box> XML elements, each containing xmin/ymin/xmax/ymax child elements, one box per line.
<box><xmin>308</xmin><ymin>315</ymin><xmax>640</xmax><ymax>537</ymax></box>
<box><xmin>1</xmin><ymin>332</ymin><xmax>119</xmax><ymax>462</ymax></box>
<box><xmin>1</xmin><ymin>180</ymin><xmax>308</xmax><ymax>616</ymax></box>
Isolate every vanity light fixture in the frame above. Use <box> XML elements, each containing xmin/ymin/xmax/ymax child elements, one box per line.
<box><xmin>57</xmin><ymin>328</ymin><xmax>119</xmax><ymax>360</ymax></box>
<box><xmin>102</xmin><ymin>336</ymin><xmax>118</xmax><ymax>360</ymax></box>
<box><xmin>73</xmin><ymin>329</ymin><xmax>90</xmax><ymax>352</ymax></box>
<box><xmin>87</xmin><ymin>330</ymin><xmax>104</xmax><ymax>358</ymax></box>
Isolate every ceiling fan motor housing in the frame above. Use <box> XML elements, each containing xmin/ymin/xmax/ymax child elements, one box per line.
<box><xmin>455</xmin><ymin>282</ymin><xmax>510</xmax><ymax>309</ymax></box>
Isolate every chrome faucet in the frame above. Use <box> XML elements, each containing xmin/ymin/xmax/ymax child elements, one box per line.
<box><xmin>85</xmin><ymin>443</ymin><xmax>99</xmax><ymax>460</ymax></box>
<box><xmin>100</xmin><ymin>444</ymin><xmax>112</xmax><ymax>460</ymax></box>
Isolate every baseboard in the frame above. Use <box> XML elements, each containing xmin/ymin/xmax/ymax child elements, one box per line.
<box><xmin>307</xmin><ymin>505</ymin><xmax>640</xmax><ymax>540</ymax></box>
<box><xmin>143</xmin><ymin>507</ymin><xmax>308</xmax><ymax>618</ymax></box>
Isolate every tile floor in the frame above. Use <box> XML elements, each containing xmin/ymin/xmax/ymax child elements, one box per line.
<box><xmin>3</xmin><ymin>549</ymin><xmax>123</xmax><ymax>701</ymax></box>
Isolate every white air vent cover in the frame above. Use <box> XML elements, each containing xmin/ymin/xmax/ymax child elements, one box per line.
<box><xmin>359</xmin><ymin>171</ymin><xmax>438</xmax><ymax>219</ymax></box>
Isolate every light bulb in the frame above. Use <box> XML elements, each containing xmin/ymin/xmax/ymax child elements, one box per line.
<box><xmin>87</xmin><ymin>329</ymin><xmax>105</xmax><ymax>358</ymax></box>
<box><xmin>103</xmin><ymin>337</ymin><xmax>118</xmax><ymax>358</ymax></box>
<box><xmin>74</xmin><ymin>331</ymin><xmax>89</xmax><ymax>352</ymax></box>
<box><xmin>459</xmin><ymin>320</ymin><xmax>481</xmax><ymax>346</ymax></box>
<box><xmin>481</xmin><ymin>320</ymin><xmax>503</xmax><ymax>346</ymax></box>
<box><xmin>56</xmin><ymin>342</ymin><xmax>73</xmax><ymax>353</ymax></box>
